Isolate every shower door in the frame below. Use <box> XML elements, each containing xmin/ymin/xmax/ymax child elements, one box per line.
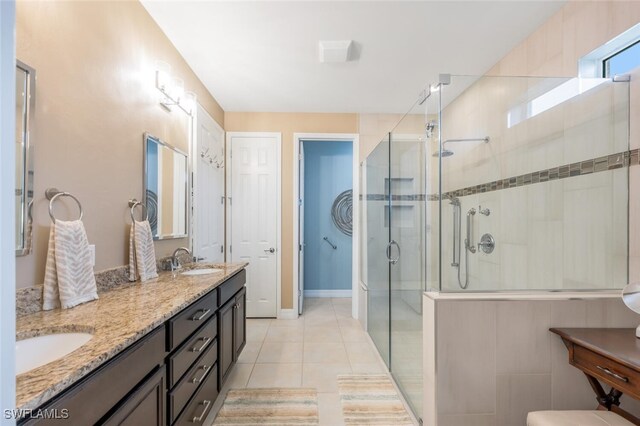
<box><xmin>366</xmin><ymin>134</ymin><xmax>391</xmax><ymax>367</ymax></box>
<box><xmin>365</xmin><ymin>113</ymin><xmax>427</xmax><ymax>422</ymax></box>
<box><xmin>389</xmin><ymin>127</ymin><xmax>425</xmax><ymax>420</ymax></box>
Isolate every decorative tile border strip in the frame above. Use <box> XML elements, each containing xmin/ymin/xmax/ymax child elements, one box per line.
<box><xmin>441</xmin><ymin>149</ymin><xmax>637</xmax><ymax>200</ymax></box>
<box><xmin>364</xmin><ymin>194</ymin><xmax>426</xmax><ymax>201</ymax></box>
<box><xmin>361</xmin><ymin>149</ymin><xmax>638</xmax><ymax>202</ymax></box>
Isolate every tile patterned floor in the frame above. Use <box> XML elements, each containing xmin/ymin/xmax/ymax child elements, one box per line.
<box><xmin>207</xmin><ymin>297</ymin><xmax>387</xmax><ymax>426</ymax></box>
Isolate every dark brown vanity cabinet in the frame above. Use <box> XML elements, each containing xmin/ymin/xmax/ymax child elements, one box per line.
<box><xmin>218</xmin><ymin>279</ymin><xmax>247</xmax><ymax>390</ymax></box>
<box><xmin>20</xmin><ymin>326</ymin><xmax>166</xmax><ymax>426</ymax></box>
<box><xmin>20</xmin><ymin>269</ymin><xmax>247</xmax><ymax>426</ymax></box>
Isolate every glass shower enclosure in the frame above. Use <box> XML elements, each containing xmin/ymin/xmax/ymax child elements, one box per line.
<box><xmin>365</xmin><ymin>99</ymin><xmax>429</xmax><ymax>420</ymax></box>
<box><xmin>362</xmin><ymin>73</ymin><xmax>630</xmax><ymax>423</ymax></box>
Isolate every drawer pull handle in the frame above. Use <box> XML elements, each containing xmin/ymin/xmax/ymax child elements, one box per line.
<box><xmin>596</xmin><ymin>365</ymin><xmax>629</xmax><ymax>382</ymax></box>
<box><xmin>192</xmin><ymin>399</ymin><xmax>212</xmax><ymax>423</ymax></box>
<box><xmin>191</xmin><ymin>364</ymin><xmax>212</xmax><ymax>384</ymax></box>
<box><xmin>191</xmin><ymin>336</ymin><xmax>212</xmax><ymax>352</ymax></box>
<box><xmin>191</xmin><ymin>309</ymin><xmax>211</xmax><ymax>321</ymax></box>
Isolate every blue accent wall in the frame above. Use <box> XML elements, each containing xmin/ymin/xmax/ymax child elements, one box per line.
<box><xmin>303</xmin><ymin>141</ymin><xmax>353</xmax><ymax>291</ymax></box>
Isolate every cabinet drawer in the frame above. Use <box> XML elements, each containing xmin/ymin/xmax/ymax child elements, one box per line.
<box><xmin>168</xmin><ymin>317</ymin><xmax>217</xmax><ymax>388</ymax></box>
<box><xmin>217</xmin><ymin>270</ymin><xmax>246</xmax><ymax>308</ymax></box>
<box><xmin>173</xmin><ymin>363</ymin><xmax>219</xmax><ymax>426</ymax></box>
<box><xmin>169</xmin><ymin>339</ymin><xmax>218</xmax><ymax>423</ymax></box>
<box><xmin>167</xmin><ymin>291</ymin><xmax>217</xmax><ymax>351</ymax></box>
<box><xmin>573</xmin><ymin>345</ymin><xmax>640</xmax><ymax>399</ymax></box>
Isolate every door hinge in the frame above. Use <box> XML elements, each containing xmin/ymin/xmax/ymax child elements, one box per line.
<box><xmin>230</xmin><ymin>245</ymin><xmax>232</xmax><ymax>254</ymax></box>
<box><xmin>220</xmin><ymin>245</ymin><xmax>224</xmax><ymax>253</ymax></box>
<box><xmin>299</xmin><ymin>244</ymin><xmax>303</xmax><ymax>252</ymax></box>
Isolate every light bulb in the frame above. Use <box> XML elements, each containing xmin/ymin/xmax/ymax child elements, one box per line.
<box><xmin>155</xmin><ymin>60</ymin><xmax>171</xmax><ymax>91</ymax></box>
<box><xmin>182</xmin><ymin>91</ymin><xmax>197</xmax><ymax>114</ymax></box>
<box><xmin>171</xmin><ymin>78</ymin><xmax>184</xmax><ymax>102</ymax></box>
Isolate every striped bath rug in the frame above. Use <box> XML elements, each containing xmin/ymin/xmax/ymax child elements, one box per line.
<box><xmin>337</xmin><ymin>375</ymin><xmax>414</xmax><ymax>425</ymax></box>
<box><xmin>213</xmin><ymin>388</ymin><xmax>319</xmax><ymax>425</ymax></box>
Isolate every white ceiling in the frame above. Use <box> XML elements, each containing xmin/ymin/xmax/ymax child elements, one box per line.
<box><xmin>141</xmin><ymin>1</ymin><xmax>565</xmax><ymax>113</ymax></box>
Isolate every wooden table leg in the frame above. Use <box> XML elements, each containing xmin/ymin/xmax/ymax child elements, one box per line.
<box><xmin>584</xmin><ymin>373</ymin><xmax>622</xmax><ymax>409</ymax></box>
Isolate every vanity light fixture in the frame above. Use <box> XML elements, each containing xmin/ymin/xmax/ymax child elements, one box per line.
<box><xmin>155</xmin><ymin>61</ymin><xmax>196</xmax><ymax>116</ymax></box>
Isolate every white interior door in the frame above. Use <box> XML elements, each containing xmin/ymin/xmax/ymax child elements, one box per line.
<box><xmin>228</xmin><ymin>133</ymin><xmax>280</xmax><ymax>318</ymax></box>
<box><xmin>193</xmin><ymin>104</ymin><xmax>225</xmax><ymax>262</ymax></box>
<box><xmin>298</xmin><ymin>142</ymin><xmax>305</xmax><ymax>314</ymax></box>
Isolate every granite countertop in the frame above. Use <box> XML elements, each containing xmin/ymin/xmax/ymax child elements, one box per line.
<box><xmin>15</xmin><ymin>262</ymin><xmax>248</xmax><ymax>411</ymax></box>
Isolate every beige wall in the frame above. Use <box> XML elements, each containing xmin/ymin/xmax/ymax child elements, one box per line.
<box><xmin>15</xmin><ymin>0</ymin><xmax>224</xmax><ymax>288</ymax></box>
<box><xmin>224</xmin><ymin>112</ymin><xmax>359</xmax><ymax>309</ymax></box>
<box><xmin>359</xmin><ymin>113</ymin><xmax>406</xmax><ymax>160</ymax></box>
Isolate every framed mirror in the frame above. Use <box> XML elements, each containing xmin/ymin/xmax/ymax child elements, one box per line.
<box><xmin>143</xmin><ymin>133</ymin><xmax>188</xmax><ymax>240</ymax></box>
<box><xmin>16</xmin><ymin>60</ymin><xmax>35</xmax><ymax>256</ymax></box>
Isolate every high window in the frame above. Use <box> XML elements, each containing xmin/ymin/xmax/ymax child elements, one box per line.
<box><xmin>603</xmin><ymin>40</ymin><xmax>640</xmax><ymax>77</ymax></box>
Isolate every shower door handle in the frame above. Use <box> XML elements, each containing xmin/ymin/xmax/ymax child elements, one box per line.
<box><xmin>386</xmin><ymin>240</ymin><xmax>400</xmax><ymax>265</ymax></box>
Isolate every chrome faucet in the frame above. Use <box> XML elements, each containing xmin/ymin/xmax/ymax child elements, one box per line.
<box><xmin>171</xmin><ymin>247</ymin><xmax>191</xmax><ymax>270</ymax></box>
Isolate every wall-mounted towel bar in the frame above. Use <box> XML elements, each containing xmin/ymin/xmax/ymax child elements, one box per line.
<box><xmin>323</xmin><ymin>236</ymin><xmax>337</xmax><ymax>250</ymax></box>
<box><xmin>46</xmin><ymin>187</ymin><xmax>83</xmax><ymax>224</ymax></box>
<box><xmin>128</xmin><ymin>198</ymin><xmax>149</xmax><ymax>222</ymax></box>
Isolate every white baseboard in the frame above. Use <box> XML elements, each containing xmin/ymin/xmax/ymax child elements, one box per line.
<box><xmin>277</xmin><ymin>308</ymin><xmax>299</xmax><ymax>320</ymax></box>
<box><xmin>304</xmin><ymin>290</ymin><xmax>352</xmax><ymax>298</ymax></box>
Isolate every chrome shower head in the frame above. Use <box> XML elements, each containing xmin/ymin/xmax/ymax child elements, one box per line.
<box><xmin>432</xmin><ymin>149</ymin><xmax>454</xmax><ymax>158</ymax></box>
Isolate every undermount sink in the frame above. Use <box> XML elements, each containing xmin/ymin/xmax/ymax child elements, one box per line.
<box><xmin>16</xmin><ymin>332</ymin><xmax>93</xmax><ymax>375</ymax></box>
<box><xmin>181</xmin><ymin>268</ymin><xmax>223</xmax><ymax>276</ymax></box>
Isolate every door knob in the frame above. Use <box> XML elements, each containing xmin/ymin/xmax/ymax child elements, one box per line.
<box><xmin>264</xmin><ymin>247</ymin><xmax>276</xmax><ymax>254</ymax></box>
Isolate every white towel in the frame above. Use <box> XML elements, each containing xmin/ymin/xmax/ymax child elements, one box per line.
<box><xmin>43</xmin><ymin>220</ymin><xmax>98</xmax><ymax>310</ymax></box>
<box><xmin>128</xmin><ymin>220</ymin><xmax>158</xmax><ymax>282</ymax></box>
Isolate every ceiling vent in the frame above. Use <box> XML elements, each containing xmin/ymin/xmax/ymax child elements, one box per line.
<box><xmin>319</xmin><ymin>40</ymin><xmax>354</xmax><ymax>63</ymax></box>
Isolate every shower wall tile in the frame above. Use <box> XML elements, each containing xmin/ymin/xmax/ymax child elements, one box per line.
<box><xmin>495</xmin><ymin>302</ymin><xmax>551</xmax><ymax>374</ymax></box>
<box><xmin>550</xmin><ymin>333</ymin><xmax>596</xmax><ymax>409</ymax></box>
<box><xmin>499</xmin><ymin>188</ymin><xmax>528</xmax><ymax>245</ymax></box>
<box><xmin>438</xmin><ymin>165</ymin><xmax>626</xmax><ymax>292</ymax></box>
<box><xmin>603</xmin><ymin>298</ymin><xmax>640</xmax><ymax>326</ymax></box>
<box><xmin>436</xmin><ymin>301</ymin><xmax>496</xmax><ymax>415</ymax></box>
<box><xmin>527</xmin><ymin>221</ymin><xmax>563</xmax><ymax>290</ymax></box>
<box><xmin>476</xmin><ymin>260</ymin><xmax>500</xmax><ymax>291</ymax></box>
<box><xmin>496</xmin><ymin>374</ymin><xmax>552</xmax><ymax>426</ymax></box>
<box><xmin>499</xmin><ymin>243</ymin><xmax>528</xmax><ymax>290</ymax></box>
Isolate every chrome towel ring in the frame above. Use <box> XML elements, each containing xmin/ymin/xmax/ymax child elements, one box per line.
<box><xmin>45</xmin><ymin>187</ymin><xmax>83</xmax><ymax>224</ymax></box>
<box><xmin>128</xmin><ymin>199</ymin><xmax>149</xmax><ymax>222</ymax></box>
